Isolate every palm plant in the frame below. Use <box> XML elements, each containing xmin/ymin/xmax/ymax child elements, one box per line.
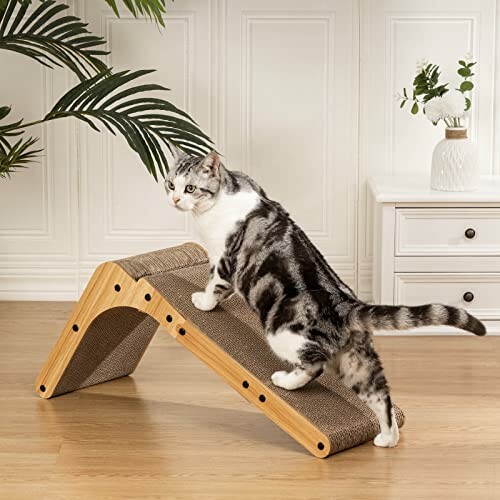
<box><xmin>0</xmin><ymin>0</ymin><xmax>212</xmax><ymax>179</ymax></box>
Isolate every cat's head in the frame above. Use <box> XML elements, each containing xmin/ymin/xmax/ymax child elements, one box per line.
<box><xmin>165</xmin><ymin>151</ymin><xmax>222</xmax><ymax>213</ymax></box>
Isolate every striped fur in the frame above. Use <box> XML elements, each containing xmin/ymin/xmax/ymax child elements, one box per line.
<box><xmin>165</xmin><ymin>151</ymin><xmax>487</xmax><ymax>448</ymax></box>
<box><xmin>347</xmin><ymin>304</ymin><xmax>486</xmax><ymax>336</ymax></box>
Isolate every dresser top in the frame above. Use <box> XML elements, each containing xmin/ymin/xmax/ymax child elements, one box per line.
<box><xmin>369</xmin><ymin>176</ymin><xmax>500</xmax><ymax>203</ymax></box>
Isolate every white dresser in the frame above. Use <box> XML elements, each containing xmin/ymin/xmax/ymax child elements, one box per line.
<box><xmin>369</xmin><ymin>176</ymin><xmax>500</xmax><ymax>334</ymax></box>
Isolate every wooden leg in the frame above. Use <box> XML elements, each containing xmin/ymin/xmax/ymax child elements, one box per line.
<box><xmin>35</xmin><ymin>262</ymin><xmax>184</xmax><ymax>399</ymax></box>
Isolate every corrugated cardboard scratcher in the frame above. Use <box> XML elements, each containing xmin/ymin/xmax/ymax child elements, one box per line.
<box><xmin>36</xmin><ymin>242</ymin><xmax>405</xmax><ymax>458</ymax></box>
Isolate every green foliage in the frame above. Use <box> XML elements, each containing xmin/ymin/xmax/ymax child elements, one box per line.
<box><xmin>458</xmin><ymin>67</ymin><xmax>471</xmax><ymax>77</ymax></box>
<box><xmin>0</xmin><ymin>106</ymin><xmax>42</xmax><ymax>178</ymax></box>
<box><xmin>0</xmin><ymin>0</ymin><xmax>108</xmax><ymax>79</ymax></box>
<box><xmin>0</xmin><ymin>136</ymin><xmax>41</xmax><ymax>178</ymax></box>
<box><xmin>457</xmin><ymin>60</ymin><xmax>475</xmax><ymax>95</ymax></box>
<box><xmin>104</xmin><ymin>0</ymin><xmax>169</xmax><ymax>27</ymax></box>
<box><xmin>398</xmin><ymin>57</ymin><xmax>477</xmax><ymax>126</ymax></box>
<box><xmin>0</xmin><ymin>0</ymin><xmax>170</xmax><ymax>26</ymax></box>
<box><xmin>44</xmin><ymin>70</ymin><xmax>212</xmax><ymax>180</ymax></box>
<box><xmin>0</xmin><ymin>0</ymin><xmax>213</xmax><ymax>180</ymax></box>
<box><xmin>460</xmin><ymin>80</ymin><xmax>474</xmax><ymax>92</ymax></box>
<box><xmin>411</xmin><ymin>63</ymin><xmax>449</xmax><ymax>103</ymax></box>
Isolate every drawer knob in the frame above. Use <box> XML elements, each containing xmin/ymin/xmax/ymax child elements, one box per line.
<box><xmin>465</xmin><ymin>228</ymin><xmax>476</xmax><ymax>239</ymax></box>
<box><xmin>463</xmin><ymin>291</ymin><xmax>474</xmax><ymax>303</ymax></box>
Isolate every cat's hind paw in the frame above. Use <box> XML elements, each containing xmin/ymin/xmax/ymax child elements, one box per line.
<box><xmin>373</xmin><ymin>428</ymin><xmax>399</xmax><ymax>448</ymax></box>
<box><xmin>191</xmin><ymin>291</ymin><xmax>217</xmax><ymax>311</ymax></box>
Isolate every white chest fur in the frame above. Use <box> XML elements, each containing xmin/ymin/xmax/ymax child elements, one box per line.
<box><xmin>193</xmin><ymin>190</ymin><xmax>260</xmax><ymax>263</ymax></box>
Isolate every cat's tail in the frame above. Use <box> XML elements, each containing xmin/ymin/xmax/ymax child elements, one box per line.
<box><xmin>346</xmin><ymin>303</ymin><xmax>486</xmax><ymax>336</ymax></box>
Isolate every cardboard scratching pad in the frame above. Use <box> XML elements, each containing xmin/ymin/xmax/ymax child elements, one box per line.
<box><xmin>36</xmin><ymin>243</ymin><xmax>404</xmax><ymax>458</ymax></box>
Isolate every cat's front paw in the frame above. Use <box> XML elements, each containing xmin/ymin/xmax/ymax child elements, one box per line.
<box><xmin>191</xmin><ymin>291</ymin><xmax>217</xmax><ymax>311</ymax></box>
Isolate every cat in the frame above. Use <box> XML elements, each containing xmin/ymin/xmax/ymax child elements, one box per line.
<box><xmin>164</xmin><ymin>150</ymin><xmax>486</xmax><ymax>448</ymax></box>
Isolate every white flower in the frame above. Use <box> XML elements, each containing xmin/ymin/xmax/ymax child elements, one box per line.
<box><xmin>440</xmin><ymin>90</ymin><xmax>466</xmax><ymax>118</ymax></box>
<box><xmin>424</xmin><ymin>97</ymin><xmax>445</xmax><ymax>124</ymax></box>
<box><xmin>424</xmin><ymin>91</ymin><xmax>466</xmax><ymax>124</ymax></box>
<box><xmin>416</xmin><ymin>58</ymin><xmax>429</xmax><ymax>73</ymax></box>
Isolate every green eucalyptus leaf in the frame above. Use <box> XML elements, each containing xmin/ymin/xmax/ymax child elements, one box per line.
<box><xmin>411</xmin><ymin>102</ymin><xmax>419</xmax><ymax>115</ymax></box>
<box><xmin>458</xmin><ymin>67</ymin><xmax>471</xmax><ymax>77</ymax></box>
<box><xmin>460</xmin><ymin>80</ymin><xmax>474</xmax><ymax>92</ymax></box>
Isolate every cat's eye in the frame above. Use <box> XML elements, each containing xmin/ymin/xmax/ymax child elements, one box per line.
<box><xmin>185</xmin><ymin>184</ymin><xmax>195</xmax><ymax>193</ymax></box>
<box><xmin>166</xmin><ymin>181</ymin><xmax>174</xmax><ymax>190</ymax></box>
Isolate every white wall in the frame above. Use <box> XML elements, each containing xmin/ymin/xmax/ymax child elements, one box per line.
<box><xmin>0</xmin><ymin>0</ymin><xmax>498</xmax><ymax>300</ymax></box>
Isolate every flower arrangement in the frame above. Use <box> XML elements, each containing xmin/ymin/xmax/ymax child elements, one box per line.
<box><xmin>397</xmin><ymin>55</ymin><xmax>476</xmax><ymax>128</ymax></box>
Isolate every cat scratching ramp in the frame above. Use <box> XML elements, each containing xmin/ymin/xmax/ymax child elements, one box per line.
<box><xmin>36</xmin><ymin>243</ymin><xmax>404</xmax><ymax>458</ymax></box>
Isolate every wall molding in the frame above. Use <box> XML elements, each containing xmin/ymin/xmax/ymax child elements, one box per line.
<box><xmin>1</xmin><ymin>0</ymin><xmax>499</xmax><ymax>332</ymax></box>
<box><xmin>358</xmin><ymin>0</ymin><xmax>496</xmax><ymax>297</ymax></box>
<box><xmin>242</xmin><ymin>14</ymin><xmax>332</xmax><ymax>238</ymax></box>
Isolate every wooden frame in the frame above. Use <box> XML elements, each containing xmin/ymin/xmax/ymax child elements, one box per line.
<box><xmin>35</xmin><ymin>260</ymin><xmax>331</xmax><ymax>458</ymax></box>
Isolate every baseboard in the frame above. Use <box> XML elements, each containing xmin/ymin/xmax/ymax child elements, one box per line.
<box><xmin>0</xmin><ymin>267</ymin><xmax>97</xmax><ymax>301</ymax></box>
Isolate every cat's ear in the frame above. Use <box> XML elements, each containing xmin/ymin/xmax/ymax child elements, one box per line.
<box><xmin>199</xmin><ymin>151</ymin><xmax>221</xmax><ymax>177</ymax></box>
<box><xmin>168</xmin><ymin>143</ymin><xmax>187</xmax><ymax>164</ymax></box>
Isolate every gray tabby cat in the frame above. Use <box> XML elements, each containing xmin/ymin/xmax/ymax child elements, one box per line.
<box><xmin>165</xmin><ymin>150</ymin><xmax>486</xmax><ymax>448</ymax></box>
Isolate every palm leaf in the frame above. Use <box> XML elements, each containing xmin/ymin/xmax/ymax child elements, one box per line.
<box><xmin>0</xmin><ymin>105</ymin><xmax>27</xmax><ymax>140</ymax></box>
<box><xmin>0</xmin><ymin>105</ymin><xmax>42</xmax><ymax>178</ymax></box>
<box><xmin>0</xmin><ymin>0</ymin><xmax>109</xmax><ymax>80</ymax></box>
<box><xmin>104</xmin><ymin>0</ymin><xmax>169</xmax><ymax>27</ymax></box>
<box><xmin>0</xmin><ymin>135</ymin><xmax>42</xmax><ymax>178</ymax></box>
<box><xmin>44</xmin><ymin>69</ymin><xmax>213</xmax><ymax>180</ymax></box>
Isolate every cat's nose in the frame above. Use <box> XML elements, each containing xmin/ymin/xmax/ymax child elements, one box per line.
<box><xmin>173</xmin><ymin>196</ymin><xmax>180</xmax><ymax>204</ymax></box>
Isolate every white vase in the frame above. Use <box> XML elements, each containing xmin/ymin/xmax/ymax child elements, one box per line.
<box><xmin>430</xmin><ymin>127</ymin><xmax>479</xmax><ymax>191</ymax></box>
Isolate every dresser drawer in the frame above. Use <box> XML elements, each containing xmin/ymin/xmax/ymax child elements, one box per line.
<box><xmin>394</xmin><ymin>273</ymin><xmax>500</xmax><ymax>320</ymax></box>
<box><xmin>395</xmin><ymin>208</ymin><xmax>500</xmax><ymax>256</ymax></box>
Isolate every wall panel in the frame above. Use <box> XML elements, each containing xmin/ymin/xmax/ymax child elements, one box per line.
<box><xmin>0</xmin><ymin>0</ymin><xmax>498</xmax><ymax>304</ymax></box>
<box><xmin>224</xmin><ymin>0</ymin><xmax>359</xmax><ymax>286</ymax></box>
<box><xmin>358</xmin><ymin>0</ymin><xmax>496</xmax><ymax>299</ymax></box>
<box><xmin>0</xmin><ymin>5</ymin><xmax>78</xmax><ymax>299</ymax></box>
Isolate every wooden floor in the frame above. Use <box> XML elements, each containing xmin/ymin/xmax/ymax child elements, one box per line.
<box><xmin>0</xmin><ymin>302</ymin><xmax>499</xmax><ymax>500</ymax></box>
